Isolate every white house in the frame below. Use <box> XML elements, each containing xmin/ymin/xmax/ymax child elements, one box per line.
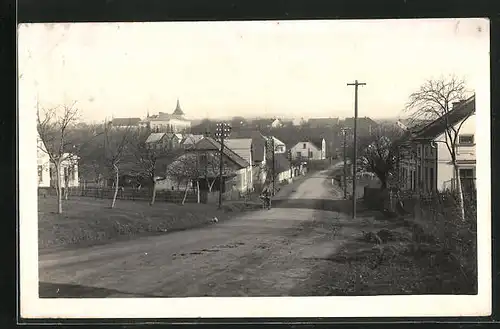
<box><xmin>398</xmin><ymin>95</ymin><xmax>476</xmax><ymax>194</ymax></box>
<box><xmin>290</xmin><ymin>138</ymin><xmax>326</xmax><ymax>161</ymax></box>
<box><xmin>37</xmin><ymin>135</ymin><xmax>51</xmax><ymax>187</ymax></box>
<box><xmin>160</xmin><ymin>137</ymin><xmax>253</xmax><ymax>194</ymax></box>
<box><xmin>142</xmin><ymin>99</ymin><xmax>191</xmax><ymax>133</ymax></box>
<box><xmin>37</xmin><ymin>134</ymin><xmax>80</xmax><ymax>188</ymax></box>
<box><xmin>271</xmin><ymin>118</ymin><xmax>284</xmax><ymax>128</ymax></box>
<box><xmin>265</xmin><ymin>136</ymin><xmax>286</xmax><ymax>154</ymax></box>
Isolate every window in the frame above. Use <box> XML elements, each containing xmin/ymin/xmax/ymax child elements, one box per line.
<box><xmin>199</xmin><ymin>154</ymin><xmax>208</xmax><ymax>165</ymax></box>
<box><xmin>412</xmin><ymin>171</ymin><xmax>416</xmax><ymax>191</ymax></box>
<box><xmin>38</xmin><ymin>165</ymin><xmax>43</xmax><ymax>183</ymax></box>
<box><xmin>459</xmin><ymin>134</ymin><xmax>474</xmax><ymax>145</ymax></box>
<box><xmin>308</xmin><ymin>150</ymin><xmax>313</xmax><ymax>158</ymax></box>
<box><xmin>296</xmin><ymin>152</ymin><xmax>301</xmax><ymax>158</ymax></box>
<box><xmin>429</xmin><ymin>167</ymin><xmax>434</xmax><ymax>191</ymax></box>
<box><xmin>303</xmin><ymin>143</ymin><xmax>306</xmax><ymax>149</ymax></box>
<box><xmin>460</xmin><ymin>168</ymin><xmax>474</xmax><ymax>178</ymax></box>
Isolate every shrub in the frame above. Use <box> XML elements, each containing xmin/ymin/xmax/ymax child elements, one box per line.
<box><xmin>414</xmin><ymin>191</ymin><xmax>477</xmax><ymax>292</ymax></box>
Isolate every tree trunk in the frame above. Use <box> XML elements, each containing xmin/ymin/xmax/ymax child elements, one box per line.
<box><xmin>454</xmin><ymin>163</ymin><xmax>465</xmax><ymax>220</ymax></box>
<box><xmin>208</xmin><ymin>179</ymin><xmax>216</xmax><ymax>192</ymax></box>
<box><xmin>150</xmin><ymin>180</ymin><xmax>157</xmax><ymax>205</ymax></box>
<box><xmin>55</xmin><ymin>162</ymin><xmax>63</xmax><ymax>214</ymax></box>
<box><xmin>64</xmin><ymin>171</ymin><xmax>69</xmax><ymax>200</ymax></box>
<box><xmin>196</xmin><ymin>180</ymin><xmax>200</xmax><ymax>203</ymax></box>
<box><xmin>182</xmin><ymin>182</ymin><xmax>189</xmax><ymax>205</ymax></box>
<box><xmin>111</xmin><ymin>164</ymin><xmax>119</xmax><ymax>209</ymax></box>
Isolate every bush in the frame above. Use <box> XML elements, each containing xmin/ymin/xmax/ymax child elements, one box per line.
<box><xmin>413</xmin><ymin>191</ymin><xmax>477</xmax><ymax>291</ymax></box>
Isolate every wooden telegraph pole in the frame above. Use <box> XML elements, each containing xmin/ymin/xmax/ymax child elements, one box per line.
<box><xmin>341</xmin><ymin>127</ymin><xmax>349</xmax><ymax>199</ymax></box>
<box><xmin>215</xmin><ymin>122</ymin><xmax>231</xmax><ymax>209</ymax></box>
<box><xmin>347</xmin><ymin>80</ymin><xmax>366</xmax><ymax>219</ymax></box>
<box><xmin>271</xmin><ymin>137</ymin><xmax>276</xmax><ymax>195</ymax></box>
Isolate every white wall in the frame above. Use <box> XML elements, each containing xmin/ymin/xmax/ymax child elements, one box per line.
<box><xmin>290</xmin><ymin>141</ymin><xmax>324</xmax><ymax>160</ymax></box>
<box><xmin>150</xmin><ymin>119</ymin><xmax>191</xmax><ymax>132</ymax></box>
<box><xmin>435</xmin><ymin>113</ymin><xmax>476</xmax><ymax>191</ymax></box>
<box><xmin>234</xmin><ymin>166</ymin><xmax>253</xmax><ymax>192</ymax></box>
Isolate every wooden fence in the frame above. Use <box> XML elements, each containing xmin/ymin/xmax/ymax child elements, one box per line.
<box><xmin>39</xmin><ymin>186</ymin><xmax>199</xmax><ymax>204</ymax></box>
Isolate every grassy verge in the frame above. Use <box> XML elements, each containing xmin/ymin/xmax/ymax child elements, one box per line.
<box><xmin>297</xmin><ymin>213</ymin><xmax>476</xmax><ymax>295</ymax></box>
<box><xmin>38</xmin><ymin>196</ymin><xmax>230</xmax><ymax>251</ymax></box>
<box><xmin>297</xmin><ymin>181</ymin><xmax>477</xmax><ymax>295</ymax></box>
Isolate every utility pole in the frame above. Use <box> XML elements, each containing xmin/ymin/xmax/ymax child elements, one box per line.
<box><xmin>347</xmin><ymin>80</ymin><xmax>366</xmax><ymax>219</ymax></box>
<box><xmin>271</xmin><ymin>137</ymin><xmax>276</xmax><ymax>195</ymax></box>
<box><xmin>341</xmin><ymin>127</ymin><xmax>349</xmax><ymax>199</ymax></box>
<box><xmin>215</xmin><ymin>122</ymin><xmax>231</xmax><ymax>209</ymax></box>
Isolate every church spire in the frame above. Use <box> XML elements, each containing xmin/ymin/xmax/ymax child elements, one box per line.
<box><xmin>172</xmin><ymin>98</ymin><xmax>184</xmax><ymax>116</ymax></box>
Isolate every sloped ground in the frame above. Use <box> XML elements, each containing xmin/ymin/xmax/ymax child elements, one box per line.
<box><xmin>289</xmin><ymin>214</ymin><xmax>477</xmax><ymax>296</ymax></box>
<box><xmin>38</xmin><ymin>197</ymin><xmax>229</xmax><ymax>252</ymax></box>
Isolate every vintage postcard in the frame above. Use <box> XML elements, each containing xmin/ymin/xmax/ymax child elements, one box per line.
<box><xmin>18</xmin><ymin>18</ymin><xmax>491</xmax><ymax>319</ymax></box>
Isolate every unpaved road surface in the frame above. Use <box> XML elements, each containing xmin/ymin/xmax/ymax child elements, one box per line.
<box><xmin>40</xmin><ymin>164</ymin><xmax>356</xmax><ymax>298</ymax></box>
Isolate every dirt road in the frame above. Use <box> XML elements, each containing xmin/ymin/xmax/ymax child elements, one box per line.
<box><xmin>40</xmin><ymin>164</ymin><xmax>351</xmax><ymax>298</ymax></box>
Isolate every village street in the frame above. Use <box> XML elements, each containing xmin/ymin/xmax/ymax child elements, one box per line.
<box><xmin>39</xmin><ymin>162</ymin><xmax>363</xmax><ymax>297</ymax></box>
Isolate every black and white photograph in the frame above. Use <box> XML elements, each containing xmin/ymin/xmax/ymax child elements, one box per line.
<box><xmin>19</xmin><ymin>18</ymin><xmax>491</xmax><ymax>318</ymax></box>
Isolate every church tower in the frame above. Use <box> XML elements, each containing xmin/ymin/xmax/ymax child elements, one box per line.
<box><xmin>172</xmin><ymin>98</ymin><xmax>184</xmax><ymax>116</ymax></box>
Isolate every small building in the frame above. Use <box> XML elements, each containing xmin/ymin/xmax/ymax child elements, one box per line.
<box><xmin>271</xmin><ymin>118</ymin><xmax>284</xmax><ymax>128</ymax></box>
<box><xmin>264</xmin><ymin>136</ymin><xmax>286</xmax><ymax>154</ymax></box>
<box><xmin>273</xmin><ymin>153</ymin><xmax>295</xmax><ymax>184</ymax></box>
<box><xmin>161</xmin><ymin>136</ymin><xmax>253</xmax><ymax>194</ymax></box>
<box><xmin>145</xmin><ymin>132</ymin><xmax>168</xmax><ymax>150</ymax></box>
<box><xmin>290</xmin><ymin>138</ymin><xmax>326</xmax><ymax>161</ymax></box>
<box><xmin>181</xmin><ymin>134</ymin><xmax>205</xmax><ymax>149</ymax></box>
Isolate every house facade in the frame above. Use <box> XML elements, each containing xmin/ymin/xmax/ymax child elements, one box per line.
<box><xmin>290</xmin><ymin>138</ymin><xmax>326</xmax><ymax>161</ymax></box>
<box><xmin>271</xmin><ymin>118</ymin><xmax>284</xmax><ymax>128</ymax></box>
<box><xmin>265</xmin><ymin>136</ymin><xmax>286</xmax><ymax>154</ymax></box>
<box><xmin>398</xmin><ymin>95</ymin><xmax>476</xmax><ymax>194</ymax></box>
<box><xmin>141</xmin><ymin>99</ymin><xmax>191</xmax><ymax>133</ymax></box>
<box><xmin>37</xmin><ymin>134</ymin><xmax>80</xmax><ymax>188</ymax></box>
<box><xmin>160</xmin><ymin>137</ymin><xmax>253</xmax><ymax>193</ymax></box>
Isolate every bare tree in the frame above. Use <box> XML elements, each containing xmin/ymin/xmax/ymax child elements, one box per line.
<box><xmin>36</xmin><ymin>101</ymin><xmax>80</xmax><ymax>214</ymax></box>
<box><xmin>405</xmin><ymin>76</ymin><xmax>472</xmax><ymax>220</ymax></box>
<box><xmin>103</xmin><ymin>122</ymin><xmax>133</xmax><ymax>208</ymax></box>
<box><xmin>167</xmin><ymin>150</ymin><xmax>232</xmax><ymax>205</ymax></box>
<box><xmin>356</xmin><ymin>125</ymin><xmax>404</xmax><ymax>190</ymax></box>
<box><xmin>130</xmin><ymin>131</ymin><xmax>181</xmax><ymax>205</ymax></box>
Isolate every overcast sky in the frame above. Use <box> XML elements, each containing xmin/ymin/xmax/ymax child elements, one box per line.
<box><xmin>18</xmin><ymin>19</ymin><xmax>489</xmax><ymax>122</ymax></box>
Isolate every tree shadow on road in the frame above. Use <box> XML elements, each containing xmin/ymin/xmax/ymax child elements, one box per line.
<box><xmin>39</xmin><ymin>281</ymin><xmax>158</xmax><ymax>298</ymax></box>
